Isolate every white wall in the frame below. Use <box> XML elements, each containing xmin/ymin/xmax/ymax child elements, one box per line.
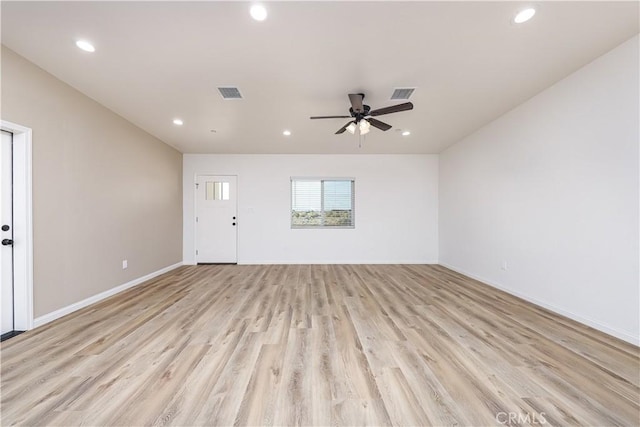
<box><xmin>184</xmin><ymin>154</ymin><xmax>438</xmax><ymax>264</ymax></box>
<box><xmin>439</xmin><ymin>36</ymin><xmax>639</xmax><ymax>345</ymax></box>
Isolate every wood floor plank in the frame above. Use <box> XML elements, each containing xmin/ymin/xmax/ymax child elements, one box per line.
<box><xmin>233</xmin><ymin>343</ymin><xmax>286</xmax><ymax>426</ymax></box>
<box><xmin>1</xmin><ymin>264</ymin><xmax>638</xmax><ymax>426</ymax></box>
<box><xmin>272</xmin><ymin>328</ymin><xmax>313</xmax><ymax>426</ymax></box>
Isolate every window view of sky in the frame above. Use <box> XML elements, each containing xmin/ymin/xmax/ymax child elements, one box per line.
<box><xmin>324</xmin><ymin>180</ymin><xmax>352</xmax><ymax>210</ymax></box>
<box><xmin>292</xmin><ymin>180</ymin><xmax>352</xmax><ymax>211</ymax></box>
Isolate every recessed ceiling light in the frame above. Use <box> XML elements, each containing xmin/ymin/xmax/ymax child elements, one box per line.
<box><xmin>250</xmin><ymin>4</ymin><xmax>267</xmax><ymax>21</ymax></box>
<box><xmin>402</xmin><ymin>131</ymin><xmax>411</xmax><ymax>136</ymax></box>
<box><xmin>514</xmin><ymin>8</ymin><xmax>536</xmax><ymax>24</ymax></box>
<box><xmin>283</xmin><ymin>130</ymin><xmax>291</xmax><ymax>136</ymax></box>
<box><xmin>75</xmin><ymin>40</ymin><xmax>95</xmax><ymax>52</ymax></box>
<box><xmin>173</xmin><ymin>119</ymin><xmax>184</xmax><ymax>126</ymax></box>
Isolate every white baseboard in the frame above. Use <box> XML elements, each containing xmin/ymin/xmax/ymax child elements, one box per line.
<box><xmin>33</xmin><ymin>262</ymin><xmax>183</xmax><ymax>328</ymax></box>
<box><xmin>439</xmin><ymin>262</ymin><xmax>639</xmax><ymax>347</ymax></box>
<box><xmin>185</xmin><ymin>259</ymin><xmax>439</xmax><ymax>266</ymax></box>
<box><xmin>238</xmin><ymin>260</ymin><xmax>439</xmax><ymax>265</ymax></box>
<box><xmin>186</xmin><ymin>260</ymin><xmax>438</xmax><ymax>266</ymax></box>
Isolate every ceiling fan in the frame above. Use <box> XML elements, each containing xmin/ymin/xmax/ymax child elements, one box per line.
<box><xmin>310</xmin><ymin>93</ymin><xmax>413</xmax><ymax>135</ymax></box>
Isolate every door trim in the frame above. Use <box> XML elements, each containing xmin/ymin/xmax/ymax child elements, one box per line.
<box><xmin>1</xmin><ymin>121</ymin><xmax>33</xmax><ymax>331</ymax></box>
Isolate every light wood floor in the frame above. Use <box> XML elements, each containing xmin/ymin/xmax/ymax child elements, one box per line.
<box><xmin>1</xmin><ymin>265</ymin><xmax>638</xmax><ymax>426</ymax></box>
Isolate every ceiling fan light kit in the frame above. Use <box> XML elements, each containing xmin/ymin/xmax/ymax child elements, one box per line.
<box><xmin>310</xmin><ymin>93</ymin><xmax>413</xmax><ymax>135</ymax></box>
<box><xmin>359</xmin><ymin>120</ymin><xmax>371</xmax><ymax>135</ymax></box>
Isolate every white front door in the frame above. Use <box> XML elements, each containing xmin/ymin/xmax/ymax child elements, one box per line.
<box><xmin>1</xmin><ymin>130</ymin><xmax>14</xmax><ymax>335</ymax></box>
<box><xmin>196</xmin><ymin>175</ymin><xmax>237</xmax><ymax>263</ymax></box>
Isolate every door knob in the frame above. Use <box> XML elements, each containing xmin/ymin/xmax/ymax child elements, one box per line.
<box><xmin>2</xmin><ymin>239</ymin><xmax>13</xmax><ymax>246</ymax></box>
<box><xmin>1</xmin><ymin>225</ymin><xmax>9</xmax><ymax>231</ymax></box>
<box><xmin>232</xmin><ymin>222</ymin><xmax>236</xmax><ymax>226</ymax></box>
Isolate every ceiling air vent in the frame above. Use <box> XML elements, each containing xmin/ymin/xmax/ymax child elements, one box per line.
<box><xmin>218</xmin><ymin>87</ymin><xmax>243</xmax><ymax>100</ymax></box>
<box><xmin>390</xmin><ymin>87</ymin><xmax>416</xmax><ymax>100</ymax></box>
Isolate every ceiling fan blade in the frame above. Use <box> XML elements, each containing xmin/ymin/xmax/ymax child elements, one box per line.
<box><xmin>348</xmin><ymin>93</ymin><xmax>365</xmax><ymax>113</ymax></box>
<box><xmin>369</xmin><ymin>102</ymin><xmax>413</xmax><ymax>117</ymax></box>
<box><xmin>335</xmin><ymin>121</ymin><xmax>354</xmax><ymax>134</ymax></box>
<box><xmin>367</xmin><ymin>118</ymin><xmax>392</xmax><ymax>131</ymax></box>
<box><xmin>310</xmin><ymin>115</ymin><xmax>352</xmax><ymax>119</ymax></box>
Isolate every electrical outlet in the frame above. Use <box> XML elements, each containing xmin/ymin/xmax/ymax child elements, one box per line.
<box><xmin>501</xmin><ymin>261</ymin><xmax>508</xmax><ymax>271</ymax></box>
<box><xmin>122</xmin><ymin>260</ymin><xmax>128</xmax><ymax>269</ymax></box>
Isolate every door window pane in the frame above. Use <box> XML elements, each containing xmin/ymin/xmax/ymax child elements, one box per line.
<box><xmin>205</xmin><ymin>181</ymin><xmax>230</xmax><ymax>200</ymax></box>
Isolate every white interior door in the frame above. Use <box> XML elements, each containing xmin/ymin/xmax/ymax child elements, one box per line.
<box><xmin>196</xmin><ymin>175</ymin><xmax>237</xmax><ymax>263</ymax></box>
<box><xmin>1</xmin><ymin>130</ymin><xmax>14</xmax><ymax>335</ymax></box>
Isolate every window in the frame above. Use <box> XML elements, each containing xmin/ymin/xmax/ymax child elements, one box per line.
<box><xmin>291</xmin><ymin>178</ymin><xmax>355</xmax><ymax>228</ymax></box>
<box><xmin>205</xmin><ymin>181</ymin><xmax>229</xmax><ymax>200</ymax></box>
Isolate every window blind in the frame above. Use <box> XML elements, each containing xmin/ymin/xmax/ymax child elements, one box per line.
<box><xmin>291</xmin><ymin>178</ymin><xmax>355</xmax><ymax>228</ymax></box>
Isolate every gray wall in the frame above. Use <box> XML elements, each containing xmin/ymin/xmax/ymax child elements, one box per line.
<box><xmin>1</xmin><ymin>46</ymin><xmax>183</xmax><ymax>318</ymax></box>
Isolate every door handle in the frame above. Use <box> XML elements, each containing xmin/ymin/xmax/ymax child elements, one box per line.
<box><xmin>2</xmin><ymin>239</ymin><xmax>13</xmax><ymax>246</ymax></box>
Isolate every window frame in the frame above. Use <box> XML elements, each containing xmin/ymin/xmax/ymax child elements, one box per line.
<box><xmin>290</xmin><ymin>177</ymin><xmax>355</xmax><ymax>229</ymax></box>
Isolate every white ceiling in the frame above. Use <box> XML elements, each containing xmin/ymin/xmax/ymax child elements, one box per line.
<box><xmin>2</xmin><ymin>1</ymin><xmax>638</xmax><ymax>154</ymax></box>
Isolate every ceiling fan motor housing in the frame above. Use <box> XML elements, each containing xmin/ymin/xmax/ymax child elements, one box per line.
<box><xmin>349</xmin><ymin>105</ymin><xmax>371</xmax><ymax>123</ymax></box>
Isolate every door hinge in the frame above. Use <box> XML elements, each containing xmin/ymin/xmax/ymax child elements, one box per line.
<box><xmin>195</xmin><ymin>183</ymin><xmax>199</xmax><ymax>189</ymax></box>
<box><xmin>196</xmin><ymin>216</ymin><xmax>198</xmax><ymax>222</ymax></box>
<box><xmin>196</xmin><ymin>250</ymin><xmax>198</xmax><ymax>255</ymax></box>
